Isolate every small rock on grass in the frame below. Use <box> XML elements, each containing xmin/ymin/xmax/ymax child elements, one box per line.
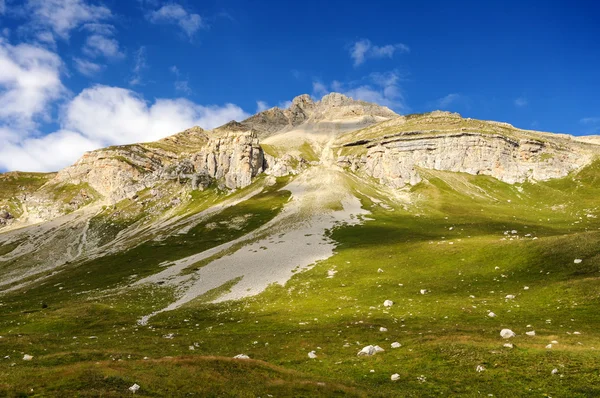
<box><xmin>233</xmin><ymin>354</ymin><xmax>250</xmax><ymax>359</ymax></box>
<box><xmin>500</xmin><ymin>329</ymin><xmax>516</xmax><ymax>339</ymax></box>
<box><xmin>391</xmin><ymin>342</ymin><xmax>401</xmax><ymax>348</ymax></box>
<box><xmin>391</xmin><ymin>373</ymin><xmax>400</xmax><ymax>381</ymax></box>
<box><xmin>22</xmin><ymin>355</ymin><xmax>33</xmax><ymax>361</ymax></box>
<box><xmin>308</xmin><ymin>351</ymin><xmax>317</xmax><ymax>359</ymax></box>
<box><xmin>357</xmin><ymin>345</ymin><xmax>385</xmax><ymax>356</ymax></box>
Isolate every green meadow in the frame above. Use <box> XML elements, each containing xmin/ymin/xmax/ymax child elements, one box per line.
<box><xmin>1</xmin><ymin>161</ymin><xmax>600</xmax><ymax>397</ymax></box>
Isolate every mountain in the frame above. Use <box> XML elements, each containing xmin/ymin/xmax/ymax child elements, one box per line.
<box><xmin>1</xmin><ymin>93</ymin><xmax>600</xmax><ymax>396</ymax></box>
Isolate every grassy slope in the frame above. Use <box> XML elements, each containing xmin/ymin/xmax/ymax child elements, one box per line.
<box><xmin>1</xmin><ymin>163</ymin><xmax>600</xmax><ymax>396</ymax></box>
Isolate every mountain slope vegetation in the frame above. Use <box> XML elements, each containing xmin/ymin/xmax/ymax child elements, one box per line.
<box><xmin>1</xmin><ymin>94</ymin><xmax>599</xmax><ymax>397</ymax></box>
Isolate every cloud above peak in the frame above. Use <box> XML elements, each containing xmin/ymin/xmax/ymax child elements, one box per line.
<box><xmin>313</xmin><ymin>70</ymin><xmax>407</xmax><ymax>112</ymax></box>
<box><xmin>514</xmin><ymin>97</ymin><xmax>528</xmax><ymax>107</ymax></box>
<box><xmin>147</xmin><ymin>4</ymin><xmax>206</xmax><ymax>38</ymax></box>
<box><xmin>350</xmin><ymin>39</ymin><xmax>409</xmax><ymax>66</ymax></box>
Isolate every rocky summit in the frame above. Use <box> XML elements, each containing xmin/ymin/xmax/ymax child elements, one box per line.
<box><xmin>1</xmin><ymin>93</ymin><xmax>600</xmax><ymax>397</ymax></box>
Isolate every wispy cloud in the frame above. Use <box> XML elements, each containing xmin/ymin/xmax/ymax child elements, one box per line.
<box><xmin>83</xmin><ymin>34</ymin><xmax>123</xmax><ymax>58</ymax></box>
<box><xmin>350</xmin><ymin>39</ymin><xmax>409</xmax><ymax>66</ymax></box>
<box><xmin>580</xmin><ymin>117</ymin><xmax>600</xmax><ymax>125</ymax></box>
<box><xmin>170</xmin><ymin>65</ymin><xmax>192</xmax><ymax>94</ymax></box>
<box><xmin>435</xmin><ymin>93</ymin><xmax>461</xmax><ymax>108</ymax></box>
<box><xmin>24</xmin><ymin>0</ymin><xmax>112</xmax><ymax>40</ymax></box>
<box><xmin>514</xmin><ymin>97</ymin><xmax>528</xmax><ymax>107</ymax></box>
<box><xmin>313</xmin><ymin>70</ymin><xmax>407</xmax><ymax>111</ymax></box>
<box><xmin>147</xmin><ymin>4</ymin><xmax>206</xmax><ymax>39</ymax></box>
<box><xmin>256</xmin><ymin>101</ymin><xmax>269</xmax><ymax>113</ymax></box>
<box><xmin>73</xmin><ymin>57</ymin><xmax>103</xmax><ymax>76</ymax></box>
<box><xmin>129</xmin><ymin>46</ymin><xmax>147</xmax><ymax>86</ymax></box>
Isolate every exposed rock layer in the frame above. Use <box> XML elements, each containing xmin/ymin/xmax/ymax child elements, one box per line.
<box><xmin>338</xmin><ymin>132</ymin><xmax>592</xmax><ymax>186</ymax></box>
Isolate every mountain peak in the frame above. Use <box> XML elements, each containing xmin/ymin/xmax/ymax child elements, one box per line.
<box><xmin>240</xmin><ymin>92</ymin><xmax>398</xmax><ymax>138</ymax></box>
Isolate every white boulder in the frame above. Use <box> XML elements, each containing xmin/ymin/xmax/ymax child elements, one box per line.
<box><xmin>391</xmin><ymin>342</ymin><xmax>401</xmax><ymax>348</ymax></box>
<box><xmin>233</xmin><ymin>354</ymin><xmax>250</xmax><ymax>359</ymax></box>
<box><xmin>383</xmin><ymin>300</ymin><xmax>394</xmax><ymax>307</ymax></box>
<box><xmin>357</xmin><ymin>345</ymin><xmax>385</xmax><ymax>356</ymax></box>
<box><xmin>500</xmin><ymin>329</ymin><xmax>516</xmax><ymax>339</ymax></box>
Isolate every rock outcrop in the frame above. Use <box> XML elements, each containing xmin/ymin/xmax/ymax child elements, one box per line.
<box><xmin>53</xmin><ymin>128</ymin><xmax>265</xmax><ymax>203</ymax></box>
<box><xmin>338</xmin><ymin>132</ymin><xmax>592</xmax><ymax>186</ymax></box>
<box><xmin>190</xmin><ymin>130</ymin><xmax>264</xmax><ymax>189</ymax></box>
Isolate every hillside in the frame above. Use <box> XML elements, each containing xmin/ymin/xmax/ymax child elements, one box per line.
<box><xmin>1</xmin><ymin>94</ymin><xmax>600</xmax><ymax>397</ymax></box>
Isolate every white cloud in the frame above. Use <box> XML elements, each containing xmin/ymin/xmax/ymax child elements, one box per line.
<box><xmin>514</xmin><ymin>97</ymin><xmax>528</xmax><ymax>107</ymax></box>
<box><xmin>73</xmin><ymin>57</ymin><xmax>103</xmax><ymax>76</ymax></box>
<box><xmin>129</xmin><ymin>46</ymin><xmax>147</xmax><ymax>86</ymax></box>
<box><xmin>148</xmin><ymin>4</ymin><xmax>205</xmax><ymax>38</ymax></box>
<box><xmin>278</xmin><ymin>100</ymin><xmax>292</xmax><ymax>109</ymax></box>
<box><xmin>314</xmin><ymin>71</ymin><xmax>406</xmax><ymax>111</ymax></box>
<box><xmin>434</xmin><ymin>93</ymin><xmax>461</xmax><ymax>109</ymax></box>
<box><xmin>169</xmin><ymin>64</ymin><xmax>191</xmax><ymax>94</ymax></box>
<box><xmin>350</xmin><ymin>39</ymin><xmax>409</xmax><ymax>66</ymax></box>
<box><xmin>82</xmin><ymin>23</ymin><xmax>115</xmax><ymax>36</ymax></box>
<box><xmin>64</xmin><ymin>86</ymin><xmax>248</xmax><ymax>144</ymax></box>
<box><xmin>25</xmin><ymin>0</ymin><xmax>112</xmax><ymax>39</ymax></box>
<box><xmin>83</xmin><ymin>34</ymin><xmax>123</xmax><ymax>58</ymax></box>
<box><xmin>0</xmin><ymin>86</ymin><xmax>250</xmax><ymax>172</ymax></box>
<box><xmin>174</xmin><ymin>80</ymin><xmax>191</xmax><ymax>94</ymax></box>
<box><xmin>35</xmin><ymin>31</ymin><xmax>56</xmax><ymax>47</ymax></box>
<box><xmin>580</xmin><ymin>117</ymin><xmax>600</xmax><ymax>124</ymax></box>
<box><xmin>0</xmin><ymin>39</ymin><xmax>64</xmax><ymax>129</ymax></box>
<box><xmin>256</xmin><ymin>101</ymin><xmax>269</xmax><ymax>113</ymax></box>
<box><xmin>0</xmin><ymin>130</ymin><xmax>101</xmax><ymax>172</ymax></box>
<box><xmin>312</xmin><ymin>81</ymin><xmax>328</xmax><ymax>97</ymax></box>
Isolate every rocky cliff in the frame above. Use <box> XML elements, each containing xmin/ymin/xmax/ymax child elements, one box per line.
<box><xmin>336</xmin><ymin>112</ymin><xmax>598</xmax><ymax>186</ymax></box>
<box><xmin>339</xmin><ymin>132</ymin><xmax>591</xmax><ymax>187</ymax></box>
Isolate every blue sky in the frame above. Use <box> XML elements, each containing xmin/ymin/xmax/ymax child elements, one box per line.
<box><xmin>0</xmin><ymin>0</ymin><xmax>598</xmax><ymax>171</ymax></box>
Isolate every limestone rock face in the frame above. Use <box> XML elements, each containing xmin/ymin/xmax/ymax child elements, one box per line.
<box><xmin>340</xmin><ymin>132</ymin><xmax>590</xmax><ymax>187</ymax></box>
<box><xmin>55</xmin><ymin>144</ymin><xmax>173</xmax><ymax>202</ymax></box>
<box><xmin>53</xmin><ymin>129</ymin><xmax>265</xmax><ymax>203</ymax></box>
<box><xmin>191</xmin><ymin>131</ymin><xmax>264</xmax><ymax>189</ymax></box>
